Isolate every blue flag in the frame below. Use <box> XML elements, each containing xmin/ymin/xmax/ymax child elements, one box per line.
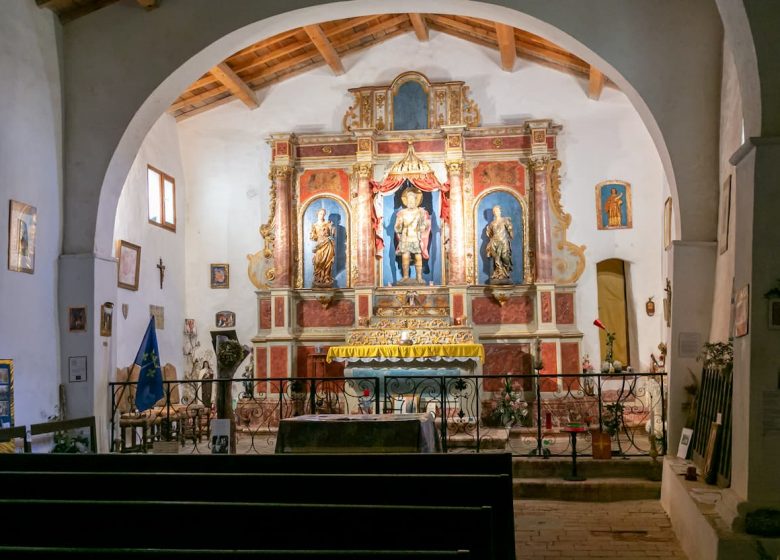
<box><xmin>134</xmin><ymin>315</ymin><xmax>163</xmax><ymax>412</ymax></box>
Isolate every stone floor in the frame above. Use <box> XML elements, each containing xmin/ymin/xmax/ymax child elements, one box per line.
<box><xmin>515</xmin><ymin>500</ymin><xmax>688</xmax><ymax>559</ymax></box>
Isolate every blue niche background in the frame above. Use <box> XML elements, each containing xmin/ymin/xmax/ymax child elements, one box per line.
<box><xmin>382</xmin><ymin>183</ymin><xmax>442</xmax><ymax>286</ymax></box>
<box><xmin>598</xmin><ymin>183</ymin><xmax>629</xmax><ymax>228</ymax></box>
<box><xmin>476</xmin><ymin>191</ymin><xmax>524</xmax><ymax>285</ymax></box>
<box><xmin>302</xmin><ymin>197</ymin><xmax>348</xmax><ymax>288</ymax></box>
<box><xmin>393</xmin><ymin>81</ymin><xmax>428</xmax><ymax>130</ymax></box>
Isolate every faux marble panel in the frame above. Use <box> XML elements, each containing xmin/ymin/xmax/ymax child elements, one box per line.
<box><xmin>297</xmin><ymin>299</ymin><xmax>355</xmax><ymax>328</ymax></box>
<box><xmin>472</xmin><ymin>296</ymin><xmax>533</xmax><ymax>324</ymax></box>
<box><xmin>260</xmin><ymin>299</ymin><xmax>271</xmax><ymax>330</ymax></box>
<box><xmin>539</xmin><ymin>342</ymin><xmax>559</xmax><ymax>392</ymax></box>
<box><xmin>556</xmin><ymin>292</ymin><xmax>575</xmax><ymax>324</ymax></box>
<box><xmin>274</xmin><ymin>297</ymin><xmax>285</xmax><ymax>328</ymax></box>
<box><xmin>482</xmin><ymin>343</ymin><xmax>532</xmax><ymax>392</ymax></box>
<box><xmin>541</xmin><ymin>292</ymin><xmax>553</xmax><ymax>323</ymax></box>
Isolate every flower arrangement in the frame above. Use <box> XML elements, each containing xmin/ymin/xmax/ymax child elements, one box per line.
<box><xmin>217</xmin><ymin>339</ymin><xmax>245</xmax><ymax>369</ymax></box>
<box><xmin>697</xmin><ymin>339</ymin><xmax>733</xmax><ymax>371</ymax></box>
<box><xmin>594</xmin><ymin>319</ymin><xmax>617</xmax><ymax>369</ymax></box>
<box><xmin>494</xmin><ymin>378</ymin><xmax>528</xmax><ymax>428</ymax></box>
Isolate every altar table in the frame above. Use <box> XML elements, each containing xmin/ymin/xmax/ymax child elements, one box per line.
<box><xmin>275</xmin><ymin>413</ymin><xmax>441</xmax><ymax>453</ymax></box>
<box><xmin>326</xmin><ymin>343</ymin><xmax>484</xmax><ymax>364</ymax></box>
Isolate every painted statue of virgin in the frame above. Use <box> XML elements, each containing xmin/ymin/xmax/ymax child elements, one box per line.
<box><xmin>310</xmin><ymin>207</ymin><xmax>335</xmax><ymax>287</ymax></box>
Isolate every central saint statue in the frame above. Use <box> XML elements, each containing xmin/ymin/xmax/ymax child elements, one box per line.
<box><xmin>394</xmin><ymin>186</ymin><xmax>431</xmax><ymax>284</ymax></box>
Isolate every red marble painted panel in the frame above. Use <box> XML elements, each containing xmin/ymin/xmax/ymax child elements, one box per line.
<box><xmin>297</xmin><ymin>299</ymin><xmax>355</xmax><ymax>328</ymax></box>
<box><xmin>472</xmin><ymin>161</ymin><xmax>526</xmax><ymax>197</ymax></box>
<box><xmin>296</xmin><ymin>346</ymin><xmax>346</xmax><ymax>378</ymax></box>
<box><xmin>358</xmin><ymin>295</ymin><xmax>369</xmax><ymax>318</ymax></box>
<box><xmin>270</xmin><ymin>346</ymin><xmax>288</xmax><ymax>376</ymax></box>
<box><xmin>541</xmin><ymin>292</ymin><xmax>552</xmax><ymax>323</ymax></box>
<box><xmin>274</xmin><ymin>297</ymin><xmax>285</xmax><ymax>328</ymax></box>
<box><xmin>260</xmin><ymin>299</ymin><xmax>272</xmax><ymax>330</ymax></box>
<box><xmin>464</xmin><ymin>136</ymin><xmax>530</xmax><ymax>151</ymax></box>
<box><xmin>560</xmin><ymin>342</ymin><xmax>580</xmax><ymax>391</ymax></box>
<box><xmin>482</xmin><ymin>343</ymin><xmax>532</xmax><ymax>391</ymax></box>
<box><xmin>547</xmin><ymin>136</ymin><xmax>555</xmax><ymax>150</ymax></box>
<box><xmin>539</xmin><ymin>342</ymin><xmax>559</xmax><ymax>392</ymax></box>
<box><xmin>275</xmin><ymin>141</ymin><xmax>289</xmax><ymax>156</ymax></box>
<box><xmin>377</xmin><ymin>139</ymin><xmax>445</xmax><ymax>154</ymax></box>
<box><xmin>297</xmin><ymin>143</ymin><xmax>357</xmax><ymax>159</ymax></box>
<box><xmin>555</xmin><ymin>293</ymin><xmax>575</xmax><ymax>325</ymax></box>
<box><xmin>452</xmin><ymin>294</ymin><xmax>464</xmax><ymax>321</ymax></box>
<box><xmin>255</xmin><ymin>347</ymin><xmax>267</xmax><ymax>392</ymax></box>
<box><xmin>298</xmin><ymin>168</ymin><xmax>350</xmax><ymax>203</ymax></box>
<box><xmin>471</xmin><ymin>296</ymin><xmax>533</xmax><ymax>325</ymax></box>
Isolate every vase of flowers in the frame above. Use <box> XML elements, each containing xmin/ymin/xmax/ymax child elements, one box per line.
<box><xmin>494</xmin><ymin>378</ymin><xmax>529</xmax><ymax>429</ymax></box>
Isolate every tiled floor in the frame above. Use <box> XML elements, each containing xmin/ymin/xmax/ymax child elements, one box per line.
<box><xmin>515</xmin><ymin>500</ymin><xmax>688</xmax><ymax>559</ymax></box>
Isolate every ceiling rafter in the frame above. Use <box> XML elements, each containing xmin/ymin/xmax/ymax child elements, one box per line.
<box><xmin>495</xmin><ymin>22</ymin><xmax>516</xmax><ymax>72</ymax></box>
<box><xmin>210</xmin><ymin>63</ymin><xmax>259</xmax><ymax>109</ymax></box>
<box><xmin>409</xmin><ymin>13</ymin><xmax>429</xmax><ymax>41</ymax></box>
<box><xmin>588</xmin><ymin>66</ymin><xmax>605</xmax><ymax>100</ymax></box>
<box><xmin>303</xmin><ymin>24</ymin><xmax>345</xmax><ymax>75</ymax></box>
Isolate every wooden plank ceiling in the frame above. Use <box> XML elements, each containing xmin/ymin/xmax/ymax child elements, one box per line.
<box><xmin>35</xmin><ymin>3</ymin><xmax>611</xmax><ymax>120</ymax></box>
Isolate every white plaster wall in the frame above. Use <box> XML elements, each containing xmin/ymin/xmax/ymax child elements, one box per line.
<box><xmin>113</xmin><ymin>115</ymin><xmax>186</xmax><ymax>377</ymax></box>
<box><xmin>709</xmin><ymin>42</ymin><xmax>743</xmax><ymax>343</ymax></box>
<box><xmin>178</xmin><ymin>31</ymin><xmax>666</xmax><ymax>369</ymax></box>
<box><xmin>0</xmin><ymin>1</ymin><xmax>62</xmax><ymax>426</ymax></box>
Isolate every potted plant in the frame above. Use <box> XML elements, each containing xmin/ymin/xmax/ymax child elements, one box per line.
<box><xmin>603</xmin><ymin>401</ymin><xmax>625</xmax><ymax>456</ymax></box>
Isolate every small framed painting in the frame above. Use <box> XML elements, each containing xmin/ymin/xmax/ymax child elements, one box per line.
<box><xmin>663</xmin><ymin>197</ymin><xmax>673</xmax><ymax>250</ymax></box>
<box><xmin>210</xmin><ymin>263</ymin><xmax>229</xmax><ymax>289</ymax></box>
<box><xmin>718</xmin><ymin>175</ymin><xmax>732</xmax><ymax>255</ymax></box>
<box><xmin>68</xmin><ymin>306</ymin><xmax>87</xmax><ymax>332</ymax></box>
<box><xmin>8</xmin><ymin>200</ymin><xmax>37</xmax><ymax>274</ymax></box>
<box><xmin>677</xmin><ymin>427</ymin><xmax>693</xmax><ymax>459</ymax></box>
<box><xmin>215</xmin><ymin>311</ymin><xmax>236</xmax><ymax>328</ymax></box>
<box><xmin>734</xmin><ymin>284</ymin><xmax>750</xmax><ymax>338</ymax></box>
<box><xmin>595</xmin><ymin>180</ymin><xmax>632</xmax><ymax>230</ymax></box>
<box><xmin>99</xmin><ymin>303</ymin><xmax>114</xmax><ymax>337</ymax></box>
<box><xmin>117</xmin><ymin>240</ymin><xmax>141</xmax><ymax>291</ymax></box>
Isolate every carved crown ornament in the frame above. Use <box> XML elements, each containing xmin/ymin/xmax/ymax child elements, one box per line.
<box><xmin>343</xmin><ymin>71</ymin><xmax>480</xmax><ymax>133</ymax></box>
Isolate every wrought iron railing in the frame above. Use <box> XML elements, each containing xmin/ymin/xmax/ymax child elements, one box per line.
<box><xmin>109</xmin><ymin>372</ymin><xmax>666</xmax><ymax>457</ymax></box>
<box><xmin>690</xmin><ymin>367</ymin><xmax>733</xmax><ymax>486</ymax></box>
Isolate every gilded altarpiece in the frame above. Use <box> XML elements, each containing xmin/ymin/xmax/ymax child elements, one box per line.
<box><xmin>249</xmin><ymin>72</ymin><xmax>585</xmax><ymax>403</ymax></box>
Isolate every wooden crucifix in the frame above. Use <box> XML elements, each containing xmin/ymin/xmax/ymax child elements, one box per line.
<box><xmin>157</xmin><ymin>258</ymin><xmax>166</xmax><ymax>289</ymax></box>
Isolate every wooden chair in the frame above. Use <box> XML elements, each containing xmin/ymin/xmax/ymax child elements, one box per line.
<box><xmin>0</xmin><ymin>425</ymin><xmax>30</xmax><ymax>453</ymax></box>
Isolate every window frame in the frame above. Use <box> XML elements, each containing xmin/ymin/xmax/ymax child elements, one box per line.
<box><xmin>147</xmin><ymin>164</ymin><xmax>176</xmax><ymax>232</ymax></box>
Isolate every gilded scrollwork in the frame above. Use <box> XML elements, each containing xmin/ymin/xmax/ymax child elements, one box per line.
<box><xmin>462</xmin><ymin>85</ymin><xmax>481</xmax><ymax>127</ymax></box>
<box><xmin>361</xmin><ymin>93</ymin><xmax>373</xmax><ymax>128</ymax></box>
<box><xmin>342</xmin><ymin>92</ymin><xmax>360</xmax><ymax>132</ymax></box>
<box><xmin>547</xmin><ymin>159</ymin><xmax>571</xmax><ymax>227</ymax></box>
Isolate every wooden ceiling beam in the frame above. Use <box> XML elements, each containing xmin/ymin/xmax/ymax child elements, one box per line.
<box><xmin>210</xmin><ymin>63</ymin><xmax>259</xmax><ymax>109</ymax></box>
<box><xmin>495</xmin><ymin>23</ymin><xmax>516</xmax><ymax>71</ymax></box>
<box><xmin>323</xmin><ymin>16</ymin><xmax>380</xmax><ymax>38</ymax></box>
<box><xmin>331</xmin><ymin>14</ymin><xmax>409</xmax><ymax>49</ymax></box>
<box><xmin>588</xmin><ymin>66</ymin><xmax>605</xmax><ymax>100</ymax></box>
<box><xmin>409</xmin><ymin>14</ymin><xmax>429</xmax><ymax>41</ymax></box>
<box><xmin>303</xmin><ymin>24</ymin><xmax>345</xmax><ymax>75</ymax></box>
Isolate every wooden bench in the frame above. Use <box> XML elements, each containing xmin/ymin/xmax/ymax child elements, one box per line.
<box><xmin>0</xmin><ymin>548</ymin><xmax>471</xmax><ymax>559</ymax></box>
<box><xmin>0</xmin><ymin>500</ymin><xmax>494</xmax><ymax>557</ymax></box>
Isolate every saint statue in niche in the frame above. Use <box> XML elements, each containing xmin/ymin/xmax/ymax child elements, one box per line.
<box><xmin>394</xmin><ymin>187</ymin><xmax>431</xmax><ymax>285</ymax></box>
<box><xmin>310</xmin><ymin>207</ymin><xmax>335</xmax><ymax>287</ymax></box>
<box><xmin>485</xmin><ymin>205</ymin><xmax>514</xmax><ymax>284</ymax></box>
<box><xmin>604</xmin><ymin>188</ymin><xmax>624</xmax><ymax>228</ymax></box>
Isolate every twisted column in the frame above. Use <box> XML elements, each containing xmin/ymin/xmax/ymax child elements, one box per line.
<box><xmin>531</xmin><ymin>157</ymin><xmax>553</xmax><ymax>283</ymax></box>
<box><xmin>446</xmin><ymin>160</ymin><xmax>467</xmax><ymax>285</ymax></box>
<box><xmin>353</xmin><ymin>163</ymin><xmax>375</xmax><ymax>287</ymax></box>
<box><xmin>271</xmin><ymin>165</ymin><xmax>293</xmax><ymax>288</ymax></box>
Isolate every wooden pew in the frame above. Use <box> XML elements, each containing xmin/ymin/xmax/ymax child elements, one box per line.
<box><xmin>0</xmin><ymin>548</ymin><xmax>472</xmax><ymax>559</ymax></box>
<box><xmin>0</xmin><ymin>425</ymin><xmax>29</xmax><ymax>452</ymax></box>
<box><xmin>0</xmin><ymin>500</ymin><xmax>494</xmax><ymax>557</ymax></box>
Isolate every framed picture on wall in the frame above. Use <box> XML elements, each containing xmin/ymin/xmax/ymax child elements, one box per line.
<box><xmin>8</xmin><ymin>200</ymin><xmax>37</xmax><ymax>274</ymax></box>
<box><xmin>68</xmin><ymin>306</ymin><xmax>87</xmax><ymax>332</ymax></box>
<box><xmin>734</xmin><ymin>284</ymin><xmax>750</xmax><ymax>338</ymax></box>
<box><xmin>210</xmin><ymin>263</ymin><xmax>229</xmax><ymax>289</ymax></box>
<box><xmin>663</xmin><ymin>197</ymin><xmax>673</xmax><ymax>251</ymax></box>
<box><xmin>117</xmin><ymin>240</ymin><xmax>141</xmax><ymax>291</ymax></box>
<box><xmin>718</xmin><ymin>175</ymin><xmax>732</xmax><ymax>255</ymax></box>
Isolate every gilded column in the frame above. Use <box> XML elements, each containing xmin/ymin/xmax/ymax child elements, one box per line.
<box><xmin>531</xmin><ymin>157</ymin><xmax>553</xmax><ymax>283</ymax></box>
<box><xmin>446</xmin><ymin>160</ymin><xmax>467</xmax><ymax>285</ymax></box>
<box><xmin>271</xmin><ymin>164</ymin><xmax>293</xmax><ymax>288</ymax></box>
<box><xmin>353</xmin><ymin>163</ymin><xmax>375</xmax><ymax>287</ymax></box>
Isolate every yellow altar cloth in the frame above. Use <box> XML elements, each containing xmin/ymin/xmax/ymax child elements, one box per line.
<box><xmin>326</xmin><ymin>343</ymin><xmax>485</xmax><ymax>363</ymax></box>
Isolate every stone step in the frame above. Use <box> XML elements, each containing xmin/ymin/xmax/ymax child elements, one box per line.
<box><xmin>512</xmin><ymin>457</ymin><xmax>662</xmax><ymax>480</ymax></box>
<box><xmin>514</xmin><ymin>477</ymin><xmax>661</xmax><ymax>502</ymax></box>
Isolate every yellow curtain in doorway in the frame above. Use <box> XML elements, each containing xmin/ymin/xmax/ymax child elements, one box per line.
<box><xmin>596</xmin><ymin>259</ymin><xmax>630</xmax><ymax>366</ymax></box>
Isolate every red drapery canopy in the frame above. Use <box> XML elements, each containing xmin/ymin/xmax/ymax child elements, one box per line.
<box><xmin>369</xmin><ymin>174</ymin><xmax>450</xmax><ymax>254</ymax></box>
